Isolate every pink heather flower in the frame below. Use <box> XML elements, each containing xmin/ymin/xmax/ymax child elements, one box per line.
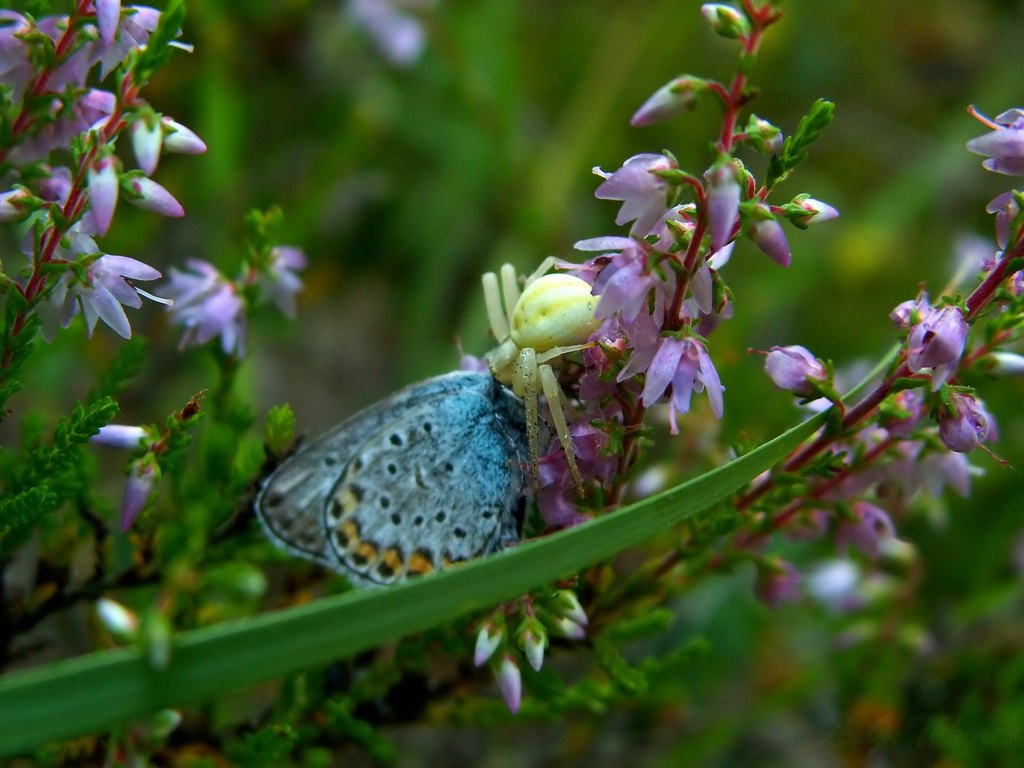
<box><xmin>536</xmin><ymin>426</ymin><xmax>611</xmax><ymax>530</ymax></box>
<box><xmin>495</xmin><ymin>655</ymin><xmax>522</xmax><ymax>714</ymax></box>
<box><xmin>0</xmin><ymin>12</ymin><xmax>33</xmax><ymax>101</ymax></box>
<box><xmin>474</xmin><ymin>622</ymin><xmax>503</xmax><ymax>667</ymax></box>
<box><xmin>87</xmin><ymin>156</ymin><xmax>119</xmax><ymax>236</ymax></box>
<box><xmin>164</xmin><ymin>259</ymin><xmax>247</xmax><ymax>356</ymax></box>
<box><xmin>705</xmin><ymin>161</ymin><xmax>741</xmax><ymax>253</ymax></box>
<box><xmin>912</xmin><ymin>449</ymin><xmax>971</xmax><ymax>499</ymax></box>
<box><xmin>806</xmin><ymin>560</ymin><xmax>863</xmax><ymax>613</ymax></box>
<box><xmin>7</xmin><ymin>87</ymin><xmax>116</xmax><ymax>166</ymax></box>
<box><xmin>132</xmin><ymin>117</ymin><xmax>163</xmax><ymax>175</ymax></box>
<box><xmin>906</xmin><ymin>304</ymin><xmax>968</xmax><ymax>387</ymax></box>
<box><xmin>986</xmin><ymin>191</ymin><xmax>1018</xmax><ymax>250</ymax></box>
<box><xmin>161</xmin><ymin>117</ymin><xmax>207</xmax><ymax>155</ymax></box>
<box><xmin>518</xmin><ymin>619</ymin><xmax>546</xmax><ymax>672</ymax></box>
<box><xmin>96</xmin><ymin>597</ymin><xmax>139</xmax><ymax>641</ymax></box>
<box><xmin>746</xmin><ymin>115</ymin><xmax>784</xmax><ymax>155</ymax></box>
<box><xmin>551</xmin><ymin>616</ymin><xmax>586</xmax><ymax>640</ymax></box>
<box><xmin>594</xmin><ymin>153</ymin><xmax>677</xmax><ymax>237</ymax></box>
<box><xmin>258</xmin><ymin>246</ymin><xmax>308</xmax><ymax>317</ymax></box>
<box><xmin>937</xmin><ymin>393</ymin><xmax>990</xmax><ymax>453</ymax></box>
<box><xmin>95</xmin><ymin>0</ymin><xmax>123</xmax><ymax>47</ymax></box>
<box><xmin>641</xmin><ymin>335</ymin><xmax>724</xmax><ymax>431</ymax></box>
<box><xmin>38</xmin><ymin>165</ymin><xmax>73</xmax><ymax>203</ymax></box>
<box><xmin>96</xmin><ymin>5</ymin><xmax>166</xmax><ymax>79</ymax></box>
<box><xmin>966</xmin><ymin>108</ymin><xmax>1024</xmax><ymax>176</ymax></box>
<box><xmin>787</xmin><ymin>196</ymin><xmax>839</xmax><ymax>228</ymax></box>
<box><xmin>615</xmin><ymin>312</ymin><xmax>663</xmax><ymax>382</ymax></box>
<box><xmin>91</xmin><ymin>424</ymin><xmax>147</xmax><ymax>451</ymax></box>
<box><xmin>884</xmin><ymin>389</ymin><xmax>925</xmax><ymax>437</ymax></box>
<box><xmin>346</xmin><ymin>0</ymin><xmax>427</xmax><ymax>66</ymax></box>
<box><xmin>688</xmin><ymin>241</ymin><xmax>734</xmax><ymax>316</ymax></box>
<box><xmin>48</xmin><ymin>253</ymin><xmax>165</xmax><ymax>340</ymax></box>
<box><xmin>0</xmin><ymin>188</ymin><xmax>30</xmax><ymax>222</ymax></box>
<box><xmin>121</xmin><ymin>458</ymin><xmax>157</xmax><ymax>530</ymax></box>
<box><xmin>990</xmin><ymin>351</ymin><xmax>1024</xmax><ymax>375</ymax></box>
<box><xmin>754</xmin><ymin>559</ymin><xmax>801</xmax><ymax>608</ymax></box>
<box><xmin>890</xmin><ymin>294</ymin><xmax>929</xmax><ymax>330</ymax></box>
<box><xmin>125</xmin><ymin>176</ymin><xmax>185</xmax><ymax>217</ymax></box>
<box><xmin>837</xmin><ymin>501</ymin><xmax>895</xmax><ymax>559</ymax></box>
<box><xmin>701</xmin><ymin>3</ymin><xmax>751</xmax><ymax>39</ymax></box>
<box><xmin>630</xmin><ymin>75</ymin><xmax>706</xmax><ymax>127</ymax></box>
<box><xmin>553</xmin><ymin>590</ymin><xmax>588</xmax><ymax>627</ymax></box>
<box><xmin>593</xmin><ymin>251</ymin><xmax>657</xmax><ymax>324</ymax></box>
<box><xmin>749</xmin><ymin>207</ymin><xmax>791</xmax><ymax>266</ymax></box>
<box><xmin>765</xmin><ymin>345</ymin><xmax>826</xmax><ymax>397</ymax></box>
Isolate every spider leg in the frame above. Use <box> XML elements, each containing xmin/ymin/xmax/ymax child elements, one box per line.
<box><xmin>523</xmin><ymin>256</ymin><xmax>557</xmax><ymax>288</ymax></box>
<box><xmin>540</xmin><ymin>363</ymin><xmax>584</xmax><ymax>494</ymax></box>
<box><xmin>536</xmin><ymin>342</ymin><xmax>594</xmax><ymax>364</ymax></box>
<box><xmin>500</xmin><ymin>263</ymin><xmax>521</xmax><ymax>322</ymax></box>
<box><xmin>482</xmin><ymin>271</ymin><xmax>510</xmax><ymax>341</ymax></box>
<box><xmin>514</xmin><ymin>347</ymin><xmax>542</xmax><ymax>488</ymax></box>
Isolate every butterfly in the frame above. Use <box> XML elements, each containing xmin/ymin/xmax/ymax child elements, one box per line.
<box><xmin>255</xmin><ymin>370</ymin><xmax>532</xmax><ymax>586</ymax></box>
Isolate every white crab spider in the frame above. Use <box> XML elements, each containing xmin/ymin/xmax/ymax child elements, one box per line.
<box><xmin>482</xmin><ymin>257</ymin><xmax>601</xmax><ymax>492</ymax></box>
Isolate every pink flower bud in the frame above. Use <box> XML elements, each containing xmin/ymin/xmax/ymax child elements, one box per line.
<box><xmin>91</xmin><ymin>424</ymin><xmax>148</xmax><ymax>451</ymax></box>
<box><xmin>706</xmin><ymin>161</ymin><xmax>741</xmax><ymax>253</ymax></box>
<box><xmin>551</xmin><ymin>616</ymin><xmax>587</xmax><ymax>640</ymax></box>
<box><xmin>937</xmin><ymin>393</ymin><xmax>990</xmax><ymax>453</ymax></box>
<box><xmin>787</xmin><ymin>196</ymin><xmax>839</xmax><ymax>227</ymax></box>
<box><xmin>837</xmin><ymin>501</ymin><xmax>895</xmax><ymax>559</ymax></box>
<box><xmin>0</xmin><ymin>187</ymin><xmax>30</xmax><ymax>222</ymax></box>
<box><xmin>765</xmin><ymin>345</ymin><xmax>826</xmax><ymax>396</ymax></box>
<box><xmin>96</xmin><ymin>597</ymin><xmax>139</xmax><ymax>641</ymax></box>
<box><xmin>552</xmin><ymin>589</ymin><xmax>588</xmax><ymax>627</ymax></box>
<box><xmin>496</xmin><ymin>655</ymin><xmax>522</xmax><ymax>714</ymax></box>
<box><xmin>121</xmin><ymin>460</ymin><xmax>158</xmax><ymax>530</ymax></box>
<box><xmin>87</xmin><ymin>157</ymin><xmax>119</xmax><ymax>235</ymax></box>
<box><xmin>749</xmin><ymin>204</ymin><xmax>791</xmax><ymax>266</ymax></box>
<box><xmin>161</xmin><ymin>117</ymin><xmax>207</xmax><ymax>155</ymax></box>
<box><xmin>474</xmin><ymin>622</ymin><xmax>503</xmax><ymax>667</ymax></box>
<box><xmin>127</xmin><ymin>177</ymin><xmax>184</xmax><ymax>217</ymax></box>
<box><xmin>132</xmin><ymin>118</ymin><xmax>163</xmax><ymax>175</ymax></box>
<box><xmin>630</xmin><ymin>75</ymin><xmax>706</xmax><ymax>127</ymax></box>
<box><xmin>907</xmin><ymin>305</ymin><xmax>968</xmax><ymax>373</ymax></box>
<box><xmin>519</xmin><ymin>625</ymin><xmax>546</xmax><ymax>672</ymax></box>
<box><xmin>754</xmin><ymin>559</ymin><xmax>801</xmax><ymax>608</ymax></box>
<box><xmin>700</xmin><ymin>3</ymin><xmax>751</xmax><ymax>38</ymax></box>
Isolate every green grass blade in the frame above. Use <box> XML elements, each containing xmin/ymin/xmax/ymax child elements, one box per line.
<box><xmin>0</xmin><ymin>411</ymin><xmax>823</xmax><ymax>756</ymax></box>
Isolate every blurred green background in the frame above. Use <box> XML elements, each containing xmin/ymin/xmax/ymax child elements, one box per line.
<box><xmin>20</xmin><ymin>0</ymin><xmax>1024</xmax><ymax>764</ymax></box>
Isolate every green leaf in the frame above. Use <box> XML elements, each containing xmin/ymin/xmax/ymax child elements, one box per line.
<box><xmin>265</xmin><ymin>404</ymin><xmax>297</xmax><ymax>457</ymax></box>
<box><xmin>130</xmin><ymin>0</ymin><xmax>187</xmax><ymax>86</ymax></box>
<box><xmin>225</xmin><ymin>724</ymin><xmax>298</xmax><ymax>768</ymax></box>
<box><xmin>593</xmin><ymin>636</ymin><xmax>647</xmax><ymax>695</ymax></box>
<box><xmin>0</xmin><ymin>410</ymin><xmax>825</xmax><ymax>756</ymax></box>
<box><xmin>602</xmin><ymin>608</ymin><xmax>674</xmax><ymax>643</ymax></box>
<box><xmin>765</xmin><ymin>99</ymin><xmax>835</xmax><ymax>190</ymax></box>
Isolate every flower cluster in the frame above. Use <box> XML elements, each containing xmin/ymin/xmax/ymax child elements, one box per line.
<box><xmin>529</xmin><ymin>4</ymin><xmax>839</xmax><ymax>526</ymax></box>
<box><xmin>734</xmin><ymin>102</ymin><xmax>1024</xmax><ymax>611</ymax></box>
<box><xmin>484</xmin><ymin>10</ymin><xmax>1021</xmax><ymax>719</ymax></box>
<box><xmin>472</xmin><ymin>589</ymin><xmax>588</xmax><ymax>713</ymax></box>
<box><xmin>163</xmin><ymin>243</ymin><xmax>307</xmax><ymax>358</ymax></box>
<box><xmin>0</xmin><ymin>3</ymin><xmax>203</xmax><ymax>342</ymax></box>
